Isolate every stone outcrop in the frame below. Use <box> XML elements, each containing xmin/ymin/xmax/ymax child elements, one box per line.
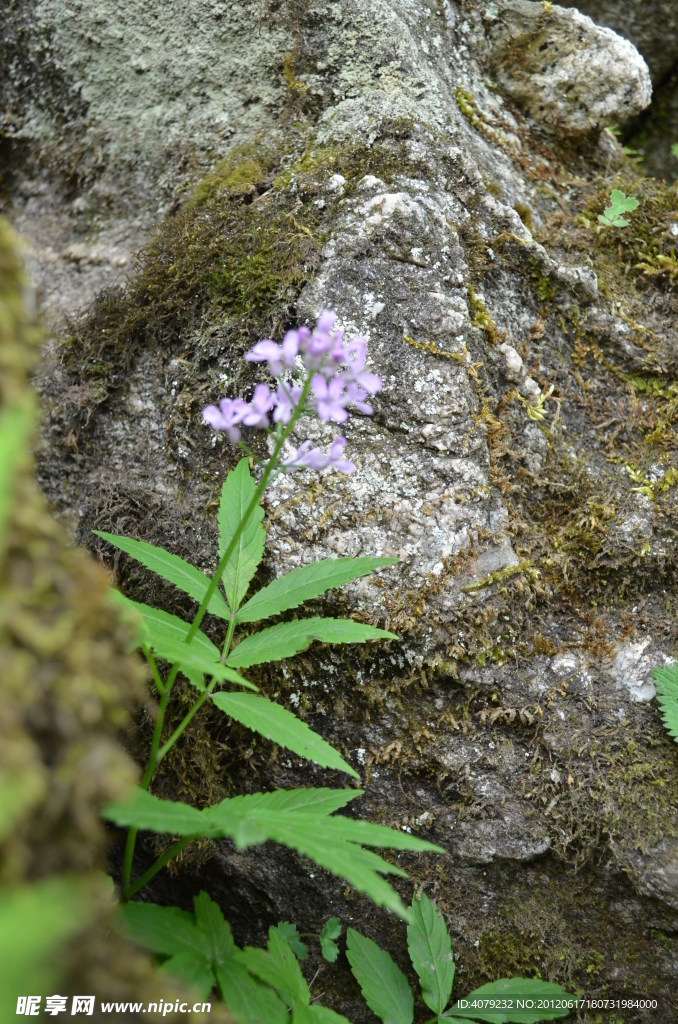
<box><xmin>2</xmin><ymin>1</ymin><xmax>677</xmax><ymax>1019</ymax></box>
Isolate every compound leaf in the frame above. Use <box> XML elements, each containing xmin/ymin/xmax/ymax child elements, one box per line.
<box><xmin>218</xmin><ymin>459</ymin><xmax>266</xmax><ymax>615</ymax></box>
<box><xmin>226</xmin><ymin>617</ymin><xmax>397</xmax><ymax>668</ymax></box>
<box><xmin>346</xmin><ymin>928</ymin><xmax>414</xmax><ymax>1024</ymax></box>
<box><xmin>105</xmin><ymin>787</ymin><xmax>441</xmax><ymax>920</ymax></box>
<box><xmin>277</xmin><ymin>922</ymin><xmax>308</xmax><ymax>961</ymax></box>
<box><xmin>407</xmin><ymin>891</ymin><xmax>454</xmax><ymax>1014</ymax></box>
<box><xmin>211</xmin><ymin>692</ymin><xmax>358</xmax><ymax>776</ymax></box>
<box><xmin>236</xmin><ymin>556</ymin><xmax>397</xmax><ymax>623</ymax></box>
<box><xmin>320</xmin><ymin>918</ymin><xmax>342</xmax><ymax>963</ymax></box>
<box><xmin>94</xmin><ymin>531</ymin><xmax>230</xmax><ymax>619</ymax></box>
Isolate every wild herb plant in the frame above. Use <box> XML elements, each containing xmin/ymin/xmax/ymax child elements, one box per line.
<box><xmin>347</xmin><ymin>891</ymin><xmax>575</xmax><ymax>1024</ymax></box>
<box><xmin>101</xmin><ymin>311</ymin><xmax>442</xmax><ymax>915</ymax></box>
<box><xmin>121</xmin><ymin>891</ymin><xmax>349</xmax><ymax>1022</ymax></box>
<box><xmin>652</xmin><ymin>662</ymin><xmax>678</xmax><ymax>744</ymax></box>
<box><xmin>598</xmin><ymin>189</ymin><xmax>639</xmax><ymax>228</ymax></box>
<box><xmin>122</xmin><ymin>890</ymin><xmax>577</xmax><ymax>1024</ymax></box>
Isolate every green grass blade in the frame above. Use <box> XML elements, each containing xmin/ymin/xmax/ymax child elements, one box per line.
<box><xmin>218</xmin><ymin>458</ymin><xmax>266</xmax><ymax>614</ymax></box>
<box><xmin>211</xmin><ymin>693</ymin><xmax>357</xmax><ymax>776</ymax></box>
<box><xmin>407</xmin><ymin>891</ymin><xmax>454</xmax><ymax>1014</ymax></box>
<box><xmin>226</xmin><ymin>617</ymin><xmax>397</xmax><ymax>668</ymax></box>
<box><xmin>653</xmin><ymin>662</ymin><xmax>678</xmax><ymax>743</ymax></box>
<box><xmin>94</xmin><ymin>530</ymin><xmax>230</xmax><ymax>618</ymax></box>
<box><xmin>236</xmin><ymin>556</ymin><xmax>397</xmax><ymax>623</ymax></box>
<box><xmin>346</xmin><ymin>929</ymin><xmax>414</xmax><ymax>1024</ymax></box>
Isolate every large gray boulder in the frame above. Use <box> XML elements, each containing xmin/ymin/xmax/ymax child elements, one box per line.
<box><xmin>3</xmin><ymin>0</ymin><xmax>678</xmax><ymax>1017</ymax></box>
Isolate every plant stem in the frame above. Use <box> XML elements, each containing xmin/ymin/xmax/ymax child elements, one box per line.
<box><xmin>121</xmin><ymin>376</ymin><xmax>313</xmax><ymax>899</ymax></box>
<box><xmin>122</xmin><ymin>835</ymin><xmax>196</xmax><ymax>901</ymax></box>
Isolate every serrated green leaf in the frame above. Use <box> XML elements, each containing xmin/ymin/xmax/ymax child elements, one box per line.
<box><xmin>194</xmin><ymin>891</ymin><xmax>235</xmax><ymax>965</ymax></box>
<box><xmin>277</xmin><ymin>921</ymin><xmax>309</xmax><ymax>960</ymax></box>
<box><xmin>144</xmin><ymin>634</ymin><xmax>258</xmax><ymax>691</ymax></box>
<box><xmin>609</xmin><ymin>188</ymin><xmax>639</xmax><ymax>212</ymax></box>
<box><xmin>103</xmin><ymin>786</ymin><xmax>206</xmax><ymax>834</ymax></box>
<box><xmin>109</xmin><ymin>591</ymin><xmax>221</xmax><ymax>664</ymax></box>
<box><xmin>407</xmin><ymin>891</ymin><xmax>454</xmax><ymax>1014</ymax></box>
<box><xmin>599</xmin><ymin>189</ymin><xmax>638</xmax><ymax>228</ymax></box>
<box><xmin>320</xmin><ymin>917</ymin><xmax>342</xmax><ymax>963</ymax></box>
<box><xmin>226</xmin><ymin>616</ymin><xmax>397</xmax><ymax>668</ymax></box>
<box><xmin>653</xmin><ymin>662</ymin><xmax>678</xmax><ymax>743</ymax></box>
<box><xmin>293</xmin><ymin>1005</ymin><xmax>352</xmax><ymax>1024</ymax></box>
<box><xmin>94</xmin><ymin>531</ymin><xmax>230</xmax><ymax>618</ymax></box>
<box><xmin>235</xmin><ymin>927</ymin><xmax>309</xmax><ymax>1008</ymax></box>
<box><xmin>216</xmin><ymin>960</ymin><xmax>288</xmax><ymax>1024</ymax></box>
<box><xmin>218</xmin><ymin>458</ymin><xmax>266</xmax><ymax>614</ymax></box>
<box><xmin>237</xmin><ymin>556</ymin><xmax>397</xmax><ymax>623</ymax></box>
<box><xmin>446</xmin><ymin>978</ymin><xmax>575</xmax><ymax>1022</ymax></box>
<box><xmin>104</xmin><ymin>787</ymin><xmax>441</xmax><ymax>920</ymax></box>
<box><xmin>211</xmin><ymin>693</ymin><xmax>358</xmax><ymax>776</ymax></box>
<box><xmin>120</xmin><ymin>902</ymin><xmax>211</xmax><ymax>959</ymax></box>
<box><xmin>161</xmin><ymin>951</ymin><xmax>215</xmax><ymax>998</ymax></box>
<box><xmin>346</xmin><ymin>929</ymin><xmax>414</xmax><ymax>1024</ymax></box>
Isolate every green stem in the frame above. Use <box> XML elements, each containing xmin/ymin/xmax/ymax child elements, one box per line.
<box><xmin>122</xmin><ymin>835</ymin><xmax>196</xmax><ymax>901</ymax></box>
<box><xmin>121</xmin><ymin>376</ymin><xmax>313</xmax><ymax>899</ymax></box>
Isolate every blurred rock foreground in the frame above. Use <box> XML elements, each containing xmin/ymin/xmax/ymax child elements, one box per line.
<box><xmin>2</xmin><ymin>1</ymin><xmax>678</xmax><ymax>1020</ymax></box>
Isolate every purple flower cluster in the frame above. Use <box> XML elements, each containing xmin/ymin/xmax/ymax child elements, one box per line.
<box><xmin>202</xmin><ymin>311</ymin><xmax>382</xmax><ymax>474</ymax></box>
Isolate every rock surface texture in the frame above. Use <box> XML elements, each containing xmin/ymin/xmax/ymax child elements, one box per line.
<box><xmin>2</xmin><ymin>0</ymin><xmax>678</xmax><ymax>1019</ymax></box>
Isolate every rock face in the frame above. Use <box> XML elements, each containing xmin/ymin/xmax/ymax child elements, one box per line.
<box><xmin>483</xmin><ymin>0</ymin><xmax>651</xmax><ymax>135</ymax></box>
<box><xmin>558</xmin><ymin>0</ymin><xmax>678</xmax><ymax>85</ymax></box>
<box><xmin>3</xmin><ymin>0</ymin><xmax>678</xmax><ymax>1018</ymax></box>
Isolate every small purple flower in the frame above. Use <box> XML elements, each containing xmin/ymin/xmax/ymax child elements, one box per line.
<box><xmin>241</xmin><ymin>384</ymin><xmax>274</xmax><ymax>428</ymax></box>
<box><xmin>282</xmin><ymin>436</ymin><xmax>355</xmax><ymax>474</ymax></box>
<box><xmin>244</xmin><ymin>332</ymin><xmax>299</xmax><ymax>377</ymax></box>
<box><xmin>342</xmin><ymin>336</ymin><xmax>382</xmax><ymax>395</ymax></box>
<box><xmin>203</xmin><ymin>310</ymin><xmax>380</xmax><ymax>474</ymax></box>
<box><xmin>312</xmin><ymin>375</ymin><xmax>350</xmax><ymax>423</ymax></box>
<box><xmin>316</xmin><ymin>309</ymin><xmax>338</xmax><ymax>334</ymax></box>
<box><xmin>202</xmin><ymin>397</ymin><xmax>249</xmax><ymax>442</ymax></box>
<box><xmin>272</xmin><ymin>382</ymin><xmax>302</xmax><ymax>425</ymax></box>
